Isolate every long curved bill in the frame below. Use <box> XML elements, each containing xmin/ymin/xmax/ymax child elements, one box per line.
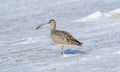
<box><xmin>36</xmin><ymin>23</ymin><xmax>48</xmax><ymax>30</ymax></box>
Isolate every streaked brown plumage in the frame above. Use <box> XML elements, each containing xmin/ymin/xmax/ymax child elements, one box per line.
<box><xmin>51</xmin><ymin>30</ymin><xmax>81</xmax><ymax>46</ymax></box>
<box><xmin>36</xmin><ymin>19</ymin><xmax>83</xmax><ymax>54</ymax></box>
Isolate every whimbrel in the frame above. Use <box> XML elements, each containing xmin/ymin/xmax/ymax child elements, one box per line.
<box><xmin>36</xmin><ymin>19</ymin><xmax>83</xmax><ymax>54</ymax></box>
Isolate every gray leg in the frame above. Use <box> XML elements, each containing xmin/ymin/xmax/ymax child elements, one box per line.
<box><xmin>61</xmin><ymin>45</ymin><xmax>64</xmax><ymax>55</ymax></box>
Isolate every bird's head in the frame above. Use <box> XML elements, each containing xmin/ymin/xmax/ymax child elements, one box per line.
<box><xmin>36</xmin><ymin>19</ymin><xmax>56</xmax><ymax>30</ymax></box>
<box><xmin>48</xmin><ymin>19</ymin><xmax>56</xmax><ymax>25</ymax></box>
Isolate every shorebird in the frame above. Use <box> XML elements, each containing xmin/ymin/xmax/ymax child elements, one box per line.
<box><xmin>36</xmin><ymin>19</ymin><xmax>83</xmax><ymax>54</ymax></box>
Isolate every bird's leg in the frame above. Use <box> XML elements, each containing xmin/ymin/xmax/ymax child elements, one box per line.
<box><xmin>61</xmin><ymin>45</ymin><xmax>64</xmax><ymax>55</ymax></box>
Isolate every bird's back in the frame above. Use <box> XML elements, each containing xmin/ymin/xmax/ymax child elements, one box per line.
<box><xmin>51</xmin><ymin>30</ymin><xmax>83</xmax><ymax>46</ymax></box>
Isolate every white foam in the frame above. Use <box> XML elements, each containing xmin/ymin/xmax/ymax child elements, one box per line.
<box><xmin>11</xmin><ymin>37</ymin><xmax>39</xmax><ymax>45</ymax></box>
<box><xmin>74</xmin><ymin>11</ymin><xmax>105</xmax><ymax>22</ymax></box>
<box><xmin>74</xmin><ymin>8</ymin><xmax>120</xmax><ymax>22</ymax></box>
<box><xmin>106</xmin><ymin>8</ymin><xmax>120</xmax><ymax>18</ymax></box>
<box><xmin>63</xmin><ymin>53</ymin><xmax>80</xmax><ymax>57</ymax></box>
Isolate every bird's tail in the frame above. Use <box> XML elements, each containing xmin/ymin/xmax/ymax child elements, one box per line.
<box><xmin>77</xmin><ymin>41</ymin><xmax>83</xmax><ymax>46</ymax></box>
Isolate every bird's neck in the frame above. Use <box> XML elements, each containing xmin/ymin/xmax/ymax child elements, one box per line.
<box><xmin>50</xmin><ymin>23</ymin><xmax>56</xmax><ymax>32</ymax></box>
